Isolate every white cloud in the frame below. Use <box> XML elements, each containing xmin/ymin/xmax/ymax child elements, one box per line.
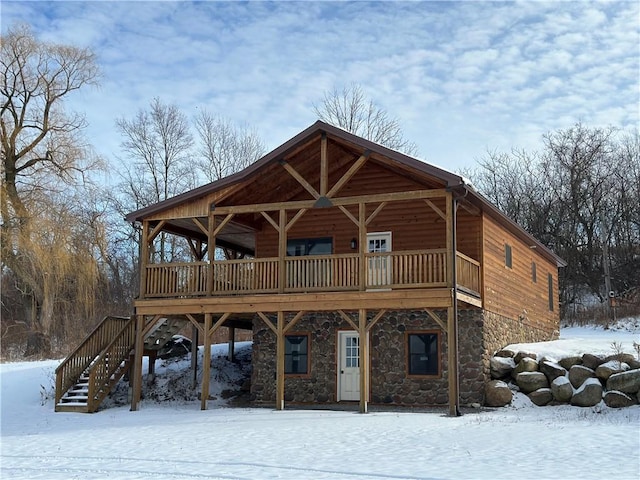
<box><xmin>1</xmin><ymin>0</ymin><xmax>637</xmax><ymax>173</ymax></box>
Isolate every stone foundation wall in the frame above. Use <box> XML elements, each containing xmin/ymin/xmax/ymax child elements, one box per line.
<box><xmin>457</xmin><ymin>309</ymin><xmax>487</xmax><ymax>405</ymax></box>
<box><xmin>482</xmin><ymin>310</ymin><xmax>558</xmax><ymax>361</ymax></box>
<box><xmin>369</xmin><ymin>311</ymin><xmax>449</xmax><ymax>405</ymax></box>
<box><xmin>251</xmin><ymin>309</ymin><xmax>489</xmax><ymax>406</ymax></box>
<box><xmin>479</xmin><ymin>310</ymin><xmax>558</xmax><ymax>403</ymax></box>
<box><xmin>251</xmin><ymin>312</ymin><xmax>348</xmax><ymax>404</ymax></box>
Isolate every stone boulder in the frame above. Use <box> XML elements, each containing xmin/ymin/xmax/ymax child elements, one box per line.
<box><xmin>485</xmin><ymin>380</ymin><xmax>513</xmax><ymax>407</ymax></box>
<box><xmin>606</xmin><ymin>369</ymin><xmax>640</xmax><ymax>394</ymax></box>
<box><xmin>603</xmin><ymin>390</ymin><xmax>636</xmax><ymax>408</ymax></box>
<box><xmin>495</xmin><ymin>349</ymin><xmax>516</xmax><ymax>358</ymax></box>
<box><xmin>514</xmin><ymin>351</ymin><xmax>538</xmax><ymax>363</ymax></box>
<box><xmin>595</xmin><ymin>360</ymin><xmax>629</xmax><ymax>381</ymax></box>
<box><xmin>571</xmin><ymin>378</ymin><xmax>603</xmax><ymax>407</ymax></box>
<box><xmin>569</xmin><ymin>365</ymin><xmax>596</xmax><ymax>389</ymax></box>
<box><xmin>491</xmin><ymin>356</ymin><xmax>515</xmax><ymax>379</ymax></box>
<box><xmin>605</xmin><ymin>353</ymin><xmax>636</xmax><ymax>366</ymax></box>
<box><xmin>539</xmin><ymin>359</ymin><xmax>567</xmax><ymax>382</ymax></box>
<box><xmin>551</xmin><ymin>376</ymin><xmax>573</xmax><ymax>403</ymax></box>
<box><xmin>511</xmin><ymin>357</ymin><xmax>539</xmax><ymax>379</ymax></box>
<box><xmin>558</xmin><ymin>356</ymin><xmax>582</xmax><ymax>370</ymax></box>
<box><xmin>582</xmin><ymin>353</ymin><xmax>606</xmax><ymax>370</ymax></box>
<box><xmin>516</xmin><ymin>371</ymin><xmax>549</xmax><ymax>394</ymax></box>
<box><xmin>528</xmin><ymin>388</ymin><xmax>553</xmax><ymax>406</ymax></box>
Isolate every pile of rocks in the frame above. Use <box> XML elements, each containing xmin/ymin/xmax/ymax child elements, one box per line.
<box><xmin>486</xmin><ymin>349</ymin><xmax>640</xmax><ymax>408</ymax></box>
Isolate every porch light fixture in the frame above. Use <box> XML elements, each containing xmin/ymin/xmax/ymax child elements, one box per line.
<box><xmin>350</xmin><ymin>238</ymin><xmax>357</xmax><ymax>250</ymax></box>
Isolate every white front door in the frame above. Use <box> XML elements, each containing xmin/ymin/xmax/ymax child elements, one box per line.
<box><xmin>338</xmin><ymin>331</ymin><xmax>360</xmax><ymax>401</ymax></box>
<box><xmin>367</xmin><ymin>231</ymin><xmax>392</xmax><ymax>288</ymax></box>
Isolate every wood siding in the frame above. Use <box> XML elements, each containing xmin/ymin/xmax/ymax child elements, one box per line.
<box><xmin>256</xmin><ymin>162</ymin><xmax>474</xmax><ymax>258</ymax></box>
<box><xmin>482</xmin><ymin>213</ymin><xmax>559</xmax><ymax>330</ymax></box>
<box><xmin>147</xmin><ymin>185</ymin><xmax>239</xmax><ymax>221</ymax></box>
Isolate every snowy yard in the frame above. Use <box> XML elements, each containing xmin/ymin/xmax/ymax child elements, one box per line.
<box><xmin>1</xmin><ymin>321</ymin><xmax>639</xmax><ymax>480</ymax></box>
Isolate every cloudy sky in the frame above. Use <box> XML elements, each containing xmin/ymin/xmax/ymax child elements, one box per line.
<box><xmin>3</xmin><ymin>1</ymin><xmax>639</xmax><ymax>174</ymax></box>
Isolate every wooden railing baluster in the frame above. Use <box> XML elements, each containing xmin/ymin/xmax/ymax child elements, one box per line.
<box><xmin>141</xmin><ymin>250</ymin><xmax>481</xmax><ymax>298</ymax></box>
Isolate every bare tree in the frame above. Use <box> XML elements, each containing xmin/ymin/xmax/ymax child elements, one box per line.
<box><xmin>1</xmin><ymin>24</ymin><xmax>103</xmax><ymax>355</ymax></box>
<box><xmin>469</xmin><ymin>123</ymin><xmax>640</xmax><ymax>318</ymax></box>
<box><xmin>194</xmin><ymin>111</ymin><xmax>265</xmax><ymax>182</ymax></box>
<box><xmin>313</xmin><ymin>83</ymin><xmax>418</xmax><ymax>156</ymax></box>
<box><xmin>116</xmin><ymin>98</ymin><xmax>195</xmax><ymax>263</ymax></box>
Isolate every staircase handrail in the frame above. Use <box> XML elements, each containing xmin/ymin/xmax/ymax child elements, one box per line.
<box><xmin>87</xmin><ymin>317</ymin><xmax>137</xmax><ymax>411</ymax></box>
<box><xmin>55</xmin><ymin>316</ymin><xmax>130</xmax><ymax>405</ymax></box>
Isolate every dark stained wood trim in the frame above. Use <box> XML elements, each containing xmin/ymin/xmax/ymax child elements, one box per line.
<box><xmin>281</xmin><ymin>160</ymin><xmax>320</xmax><ymax>200</ymax></box>
<box><xmin>327</xmin><ymin>151</ymin><xmax>370</xmax><ymax>198</ymax></box>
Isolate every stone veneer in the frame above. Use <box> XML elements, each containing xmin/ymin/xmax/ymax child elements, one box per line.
<box><xmin>482</xmin><ymin>311</ymin><xmax>559</xmax><ymax>376</ymax></box>
<box><xmin>251</xmin><ymin>308</ymin><xmax>558</xmax><ymax>407</ymax></box>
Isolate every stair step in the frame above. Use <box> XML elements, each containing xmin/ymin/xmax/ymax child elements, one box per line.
<box><xmin>69</xmin><ymin>388</ymin><xmax>89</xmax><ymax>394</ymax></box>
<box><xmin>61</xmin><ymin>396</ymin><xmax>88</xmax><ymax>403</ymax></box>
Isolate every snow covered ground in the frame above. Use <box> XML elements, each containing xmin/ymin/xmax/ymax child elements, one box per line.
<box><xmin>1</xmin><ymin>321</ymin><xmax>639</xmax><ymax>480</ymax></box>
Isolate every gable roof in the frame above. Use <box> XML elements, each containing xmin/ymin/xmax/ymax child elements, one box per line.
<box><xmin>125</xmin><ymin>120</ymin><xmax>566</xmax><ymax>267</ymax></box>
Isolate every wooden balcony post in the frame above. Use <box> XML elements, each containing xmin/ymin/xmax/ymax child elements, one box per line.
<box><xmin>278</xmin><ymin>210</ymin><xmax>286</xmax><ymax>293</ymax></box>
<box><xmin>139</xmin><ymin>221</ymin><xmax>150</xmax><ymax>299</ymax></box>
<box><xmin>201</xmin><ymin>313</ymin><xmax>212</xmax><ymax>410</ymax></box>
<box><xmin>359</xmin><ymin>203</ymin><xmax>366</xmax><ymax>291</ymax></box>
<box><xmin>276</xmin><ymin>311</ymin><xmax>285</xmax><ymax>410</ymax></box>
<box><xmin>208</xmin><ymin>210</ymin><xmax>215</xmax><ymax>295</ymax></box>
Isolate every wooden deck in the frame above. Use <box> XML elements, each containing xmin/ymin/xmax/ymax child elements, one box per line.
<box><xmin>140</xmin><ymin>249</ymin><xmax>481</xmax><ymax>306</ymax></box>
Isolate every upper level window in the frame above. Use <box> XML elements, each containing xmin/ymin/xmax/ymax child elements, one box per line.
<box><xmin>531</xmin><ymin>262</ymin><xmax>537</xmax><ymax>283</ymax></box>
<box><xmin>287</xmin><ymin>237</ymin><xmax>332</xmax><ymax>256</ymax></box>
<box><xmin>505</xmin><ymin>244</ymin><xmax>512</xmax><ymax>268</ymax></box>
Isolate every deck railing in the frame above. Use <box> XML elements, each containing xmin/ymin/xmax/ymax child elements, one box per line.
<box><xmin>143</xmin><ymin>249</ymin><xmax>481</xmax><ymax>298</ymax></box>
<box><xmin>213</xmin><ymin>257</ymin><xmax>279</xmax><ymax>294</ymax></box>
<box><xmin>87</xmin><ymin>318</ymin><xmax>136</xmax><ymax>412</ymax></box>
<box><xmin>286</xmin><ymin>253</ymin><xmax>359</xmax><ymax>291</ymax></box>
<box><xmin>55</xmin><ymin>316</ymin><xmax>132</xmax><ymax>406</ymax></box>
<box><xmin>457</xmin><ymin>252</ymin><xmax>481</xmax><ymax>293</ymax></box>
<box><xmin>145</xmin><ymin>262</ymin><xmax>209</xmax><ymax>297</ymax></box>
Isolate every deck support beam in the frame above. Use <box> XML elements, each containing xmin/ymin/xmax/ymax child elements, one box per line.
<box><xmin>228</xmin><ymin>327</ymin><xmax>235</xmax><ymax>361</ymax></box>
<box><xmin>276</xmin><ymin>311</ymin><xmax>285</xmax><ymax>410</ymax></box>
<box><xmin>130</xmin><ymin>314</ymin><xmax>145</xmax><ymax>411</ymax></box>
<box><xmin>358</xmin><ymin>308</ymin><xmax>369</xmax><ymax>413</ymax></box>
<box><xmin>191</xmin><ymin>322</ymin><xmax>199</xmax><ymax>388</ymax></box>
<box><xmin>201</xmin><ymin>313</ymin><xmax>212</xmax><ymax>410</ymax></box>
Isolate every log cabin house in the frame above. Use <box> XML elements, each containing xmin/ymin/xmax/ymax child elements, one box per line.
<box><xmin>55</xmin><ymin>121</ymin><xmax>565</xmax><ymax>414</ymax></box>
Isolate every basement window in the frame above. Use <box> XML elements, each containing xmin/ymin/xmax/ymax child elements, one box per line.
<box><xmin>407</xmin><ymin>331</ymin><xmax>440</xmax><ymax>377</ymax></box>
<box><xmin>285</xmin><ymin>334</ymin><xmax>309</xmax><ymax>375</ymax></box>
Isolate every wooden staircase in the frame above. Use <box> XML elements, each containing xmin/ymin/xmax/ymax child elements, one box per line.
<box><xmin>144</xmin><ymin>317</ymin><xmax>189</xmax><ymax>352</ymax></box>
<box><xmin>55</xmin><ymin>315</ymin><xmax>188</xmax><ymax>413</ymax></box>
<box><xmin>55</xmin><ymin>316</ymin><xmax>136</xmax><ymax>413</ymax></box>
